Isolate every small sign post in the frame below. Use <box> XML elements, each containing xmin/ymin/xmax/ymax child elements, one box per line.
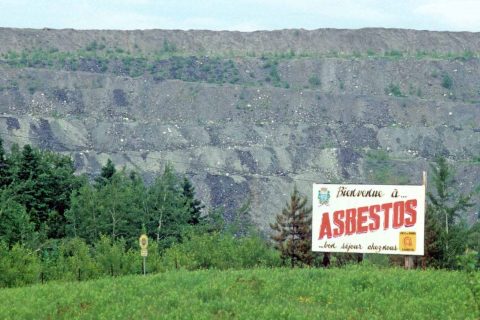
<box><xmin>139</xmin><ymin>234</ymin><xmax>148</xmax><ymax>275</ymax></box>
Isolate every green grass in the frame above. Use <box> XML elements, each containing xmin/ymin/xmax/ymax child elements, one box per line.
<box><xmin>0</xmin><ymin>266</ymin><xmax>478</xmax><ymax>319</ymax></box>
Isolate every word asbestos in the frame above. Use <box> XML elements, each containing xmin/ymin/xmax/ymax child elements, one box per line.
<box><xmin>317</xmin><ymin>199</ymin><xmax>418</xmax><ymax>239</ymax></box>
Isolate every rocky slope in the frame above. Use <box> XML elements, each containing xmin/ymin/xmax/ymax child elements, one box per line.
<box><xmin>0</xmin><ymin>28</ymin><xmax>479</xmax><ymax>230</ymax></box>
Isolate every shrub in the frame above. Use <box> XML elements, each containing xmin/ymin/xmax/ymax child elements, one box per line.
<box><xmin>384</xmin><ymin>50</ymin><xmax>403</xmax><ymax>58</ymax></box>
<box><xmin>385</xmin><ymin>83</ymin><xmax>404</xmax><ymax>97</ymax></box>
<box><xmin>93</xmin><ymin>235</ymin><xmax>139</xmax><ymax>276</ymax></box>
<box><xmin>56</xmin><ymin>238</ymin><xmax>99</xmax><ymax>281</ymax></box>
<box><xmin>441</xmin><ymin>73</ymin><xmax>453</xmax><ymax>89</ymax></box>
<box><xmin>0</xmin><ymin>242</ymin><xmax>41</xmax><ymax>288</ymax></box>
<box><xmin>456</xmin><ymin>249</ymin><xmax>479</xmax><ymax>272</ymax></box>
<box><xmin>308</xmin><ymin>75</ymin><xmax>321</xmax><ymax>87</ymax></box>
<box><xmin>161</xmin><ymin>232</ymin><xmax>281</xmax><ymax>271</ymax></box>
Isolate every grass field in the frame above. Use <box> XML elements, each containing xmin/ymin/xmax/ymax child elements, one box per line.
<box><xmin>0</xmin><ymin>266</ymin><xmax>478</xmax><ymax>319</ymax></box>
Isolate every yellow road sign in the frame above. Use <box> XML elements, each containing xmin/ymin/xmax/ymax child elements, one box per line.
<box><xmin>139</xmin><ymin>234</ymin><xmax>148</xmax><ymax>249</ymax></box>
<box><xmin>141</xmin><ymin>248</ymin><xmax>148</xmax><ymax>257</ymax></box>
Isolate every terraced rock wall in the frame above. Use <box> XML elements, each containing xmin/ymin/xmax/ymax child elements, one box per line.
<box><xmin>0</xmin><ymin>28</ymin><xmax>479</xmax><ymax>230</ymax></box>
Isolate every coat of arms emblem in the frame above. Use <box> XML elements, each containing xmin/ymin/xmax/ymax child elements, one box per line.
<box><xmin>318</xmin><ymin>187</ymin><xmax>330</xmax><ymax>206</ymax></box>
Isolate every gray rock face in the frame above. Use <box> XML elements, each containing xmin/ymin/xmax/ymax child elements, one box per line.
<box><xmin>1</xmin><ymin>28</ymin><xmax>480</xmax><ymax>56</ymax></box>
<box><xmin>0</xmin><ymin>28</ymin><xmax>479</xmax><ymax>230</ymax></box>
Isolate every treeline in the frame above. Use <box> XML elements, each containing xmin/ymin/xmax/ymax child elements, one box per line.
<box><xmin>0</xmin><ymin>140</ymin><xmax>478</xmax><ymax>288</ymax></box>
<box><xmin>0</xmin><ymin>140</ymin><xmax>213</xmax><ymax>248</ymax></box>
<box><xmin>0</xmin><ymin>141</ymin><xmax>281</xmax><ymax>287</ymax></box>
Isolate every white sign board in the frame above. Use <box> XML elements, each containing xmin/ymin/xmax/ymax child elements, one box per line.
<box><xmin>312</xmin><ymin>183</ymin><xmax>425</xmax><ymax>255</ymax></box>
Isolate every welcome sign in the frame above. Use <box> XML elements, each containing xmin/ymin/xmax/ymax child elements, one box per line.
<box><xmin>312</xmin><ymin>183</ymin><xmax>425</xmax><ymax>255</ymax></box>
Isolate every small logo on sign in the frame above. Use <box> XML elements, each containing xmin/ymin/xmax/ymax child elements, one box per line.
<box><xmin>318</xmin><ymin>188</ymin><xmax>330</xmax><ymax>206</ymax></box>
<box><xmin>399</xmin><ymin>232</ymin><xmax>416</xmax><ymax>252</ymax></box>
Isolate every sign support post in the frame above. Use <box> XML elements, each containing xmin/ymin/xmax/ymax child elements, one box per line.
<box><xmin>143</xmin><ymin>256</ymin><xmax>146</xmax><ymax>276</ymax></box>
<box><xmin>139</xmin><ymin>234</ymin><xmax>148</xmax><ymax>276</ymax></box>
<box><xmin>404</xmin><ymin>171</ymin><xmax>426</xmax><ymax>269</ymax></box>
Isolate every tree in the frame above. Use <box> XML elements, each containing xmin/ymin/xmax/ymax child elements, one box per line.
<box><xmin>17</xmin><ymin>144</ymin><xmax>40</xmax><ymax>181</ymax></box>
<box><xmin>0</xmin><ymin>139</ymin><xmax>11</xmax><ymax>187</ymax></box>
<box><xmin>66</xmin><ymin>169</ymin><xmax>144</xmax><ymax>246</ymax></box>
<box><xmin>424</xmin><ymin>203</ymin><xmax>444</xmax><ymax>267</ymax></box>
<box><xmin>143</xmin><ymin>164</ymin><xmax>190</xmax><ymax>250</ymax></box>
<box><xmin>8</xmin><ymin>145</ymin><xmax>83</xmax><ymax>239</ymax></box>
<box><xmin>426</xmin><ymin>157</ymin><xmax>474</xmax><ymax>268</ymax></box>
<box><xmin>94</xmin><ymin>159</ymin><xmax>116</xmax><ymax>187</ymax></box>
<box><xmin>67</xmin><ymin>162</ymin><xmax>201</xmax><ymax>250</ymax></box>
<box><xmin>0</xmin><ymin>189</ymin><xmax>35</xmax><ymax>247</ymax></box>
<box><xmin>182</xmin><ymin>177</ymin><xmax>204</xmax><ymax>225</ymax></box>
<box><xmin>270</xmin><ymin>186</ymin><xmax>313</xmax><ymax>267</ymax></box>
<box><xmin>227</xmin><ymin>198</ymin><xmax>254</xmax><ymax>237</ymax></box>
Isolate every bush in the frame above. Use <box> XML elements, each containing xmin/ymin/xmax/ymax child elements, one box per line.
<box><xmin>56</xmin><ymin>238</ymin><xmax>99</xmax><ymax>281</ymax></box>
<box><xmin>384</xmin><ymin>50</ymin><xmax>403</xmax><ymax>58</ymax></box>
<box><xmin>161</xmin><ymin>232</ymin><xmax>281</xmax><ymax>271</ymax></box>
<box><xmin>385</xmin><ymin>83</ymin><xmax>404</xmax><ymax>97</ymax></box>
<box><xmin>456</xmin><ymin>249</ymin><xmax>479</xmax><ymax>272</ymax></box>
<box><xmin>94</xmin><ymin>235</ymin><xmax>139</xmax><ymax>276</ymax></box>
<box><xmin>308</xmin><ymin>75</ymin><xmax>321</xmax><ymax>87</ymax></box>
<box><xmin>441</xmin><ymin>73</ymin><xmax>453</xmax><ymax>89</ymax></box>
<box><xmin>0</xmin><ymin>242</ymin><xmax>41</xmax><ymax>288</ymax></box>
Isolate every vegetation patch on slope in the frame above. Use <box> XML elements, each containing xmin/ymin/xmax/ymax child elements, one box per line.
<box><xmin>0</xmin><ymin>266</ymin><xmax>478</xmax><ymax>319</ymax></box>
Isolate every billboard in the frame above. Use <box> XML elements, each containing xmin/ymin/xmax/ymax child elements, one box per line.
<box><xmin>312</xmin><ymin>183</ymin><xmax>425</xmax><ymax>255</ymax></box>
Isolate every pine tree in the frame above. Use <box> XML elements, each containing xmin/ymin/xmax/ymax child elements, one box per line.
<box><xmin>0</xmin><ymin>139</ymin><xmax>10</xmax><ymax>187</ymax></box>
<box><xmin>95</xmin><ymin>159</ymin><xmax>116</xmax><ymax>187</ymax></box>
<box><xmin>8</xmin><ymin>145</ymin><xmax>83</xmax><ymax>239</ymax></box>
<box><xmin>424</xmin><ymin>203</ymin><xmax>444</xmax><ymax>267</ymax></box>
<box><xmin>18</xmin><ymin>144</ymin><xmax>39</xmax><ymax>181</ymax></box>
<box><xmin>14</xmin><ymin>145</ymin><xmax>43</xmax><ymax>230</ymax></box>
<box><xmin>182</xmin><ymin>177</ymin><xmax>204</xmax><ymax>225</ymax></box>
<box><xmin>270</xmin><ymin>186</ymin><xmax>313</xmax><ymax>267</ymax></box>
<box><xmin>426</xmin><ymin>157</ymin><xmax>474</xmax><ymax>267</ymax></box>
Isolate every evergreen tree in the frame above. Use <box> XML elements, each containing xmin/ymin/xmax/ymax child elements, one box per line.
<box><xmin>426</xmin><ymin>157</ymin><xmax>474</xmax><ymax>267</ymax></box>
<box><xmin>0</xmin><ymin>139</ymin><xmax>11</xmax><ymax>187</ymax></box>
<box><xmin>270</xmin><ymin>186</ymin><xmax>313</xmax><ymax>267</ymax></box>
<box><xmin>424</xmin><ymin>203</ymin><xmax>444</xmax><ymax>267</ymax></box>
<box><xmin>7</xmin><ymin>145</ymin><xmax>83</xmax><ymax>239</ymax></box>
<box><xmin>17</xmin><ymin>144</ymin><xmax>40</xmax><ymax>181</ymax></box>
<box><xmin>94</xmin><ymin>159</ymin><xmax>116</xmax><ymax>187</ymax></box>
<box><xmin>182</xmin><ymin>177</ymin><xmax>204</xmax><ymax>225</ymax></box>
